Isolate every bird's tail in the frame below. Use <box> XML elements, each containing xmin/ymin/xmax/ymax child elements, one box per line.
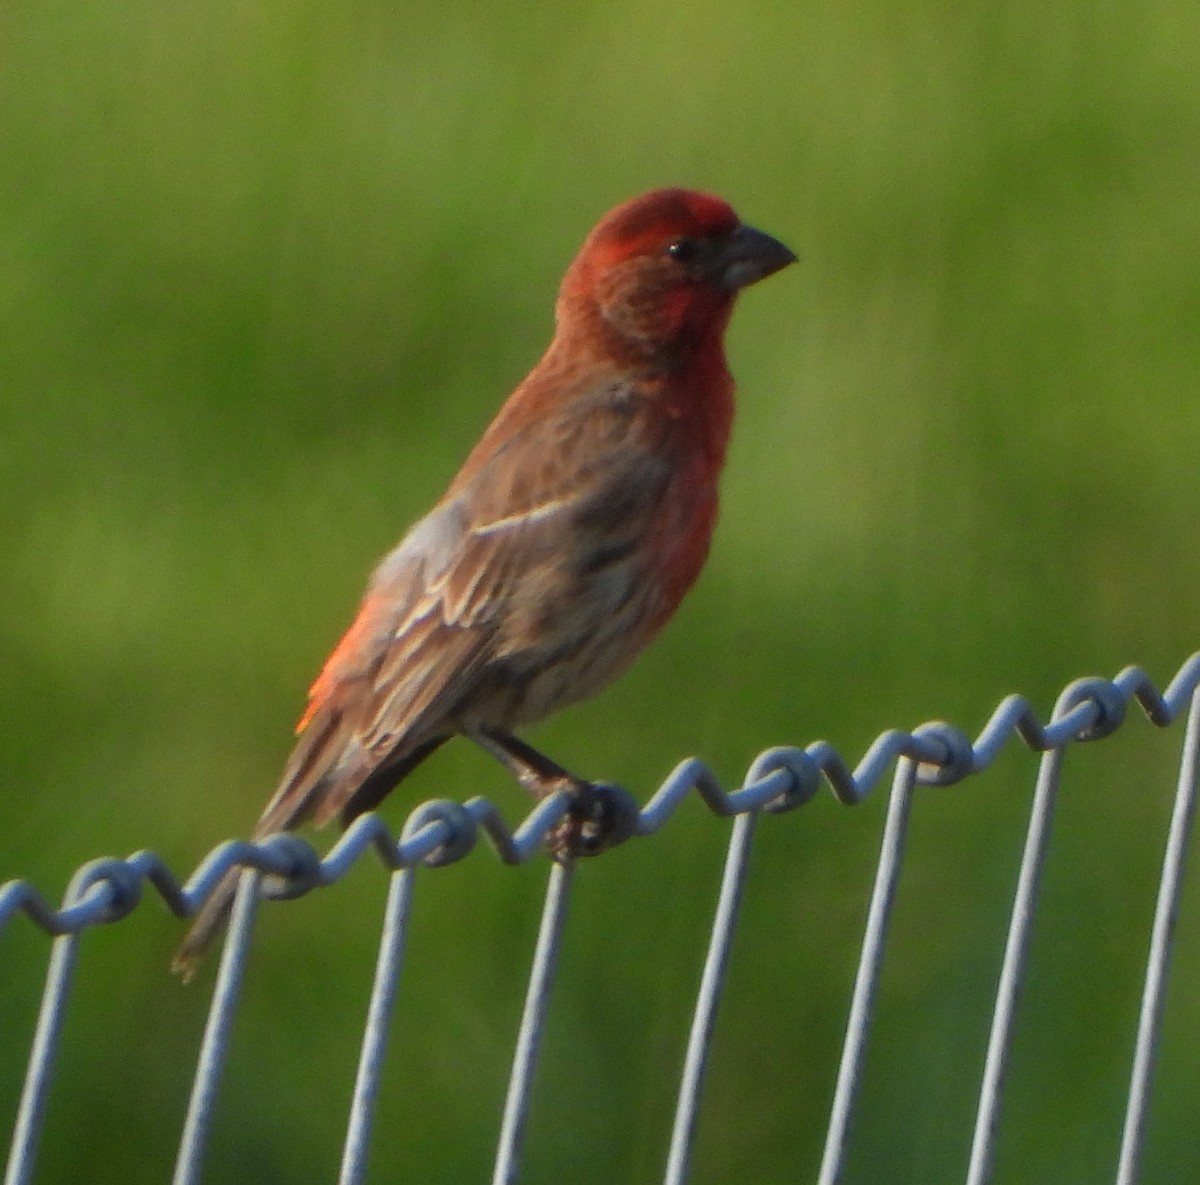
<box><xmin>170</xmin><ymin>726</ymin><xmax>446</xmax><ymax>981</ymax></box>
<box><xmin>171</xmin><ymin>866</ymin><xmax>246</xmax><ymax>982</ymax></box>
<box><xmin>169</xmin><ymin>721</ymin><xmax>341</xmax><ymax>981</ymax></box>
<box><xmin>171</xmin><ymin>779</ymin><xmax>316</xmax><ymax>982</ymax></box>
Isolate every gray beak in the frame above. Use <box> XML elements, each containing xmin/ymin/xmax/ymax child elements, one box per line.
<box><xmin>717</xmin><ymin>223</ymin><xmax>798</xmax><ymax>291</ymax></box>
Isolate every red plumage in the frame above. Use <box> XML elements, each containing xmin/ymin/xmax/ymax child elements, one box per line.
<box><xmin>173</xmin><ymin>188</ymin><xmax>794</xmax><ymax>977</ymax></box>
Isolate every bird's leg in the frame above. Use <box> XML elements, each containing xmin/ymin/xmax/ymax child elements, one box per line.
<box><xmin>468</xmin><ymin>726</ymin><xmax>587</xmax><ymax>796</ymax></box>
<box><xmin>467</xmin><ymin>727</ymin><xmax>613</xmax><ymax>857</ymax></box>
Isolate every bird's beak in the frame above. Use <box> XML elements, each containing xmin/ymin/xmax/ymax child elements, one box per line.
<box><xmin>717</xmin><ymin>223</ymin><xmax>797</xmax><ymax>292</ymax></box>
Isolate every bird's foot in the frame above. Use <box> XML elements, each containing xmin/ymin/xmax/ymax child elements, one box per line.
<box><xmin>462</xmin><ymin>727</ymin><xmax>639</xmax><ymax>857</ymax></box>
<box><xmin>545</xmin><ymin>780</ymin><xmax>639</xmax><ymax>860</ymax></box>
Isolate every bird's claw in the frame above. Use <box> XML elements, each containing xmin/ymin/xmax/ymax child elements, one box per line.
<box><xmin>546</xmin><ymin>780</ymin><xmax>639</xmax><ymax>859</ymax></box>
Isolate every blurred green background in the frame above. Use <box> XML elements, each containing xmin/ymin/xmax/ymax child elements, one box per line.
<box><xmin>2</xmin><ymin>1</ymin><xmax>1198</xmax><ymax>1182</ymax></box>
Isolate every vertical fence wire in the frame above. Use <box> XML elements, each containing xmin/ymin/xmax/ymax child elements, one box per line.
<box><xmin>965</xmin><ymin>744</ymin><xmax>1066</xmax><ymax>1185</ymax></box>
<box><xmin>338</xmin><ymin>867</ymin><xmax>418</xmax><ymax>1185</ymax></box>
<box><xmin>1115</xmin><ymin>686</ymin><xmax>1200</xmax><ymax>1185</ymax></box>
<box><xmin>491</xmin><ymin>858</ymin><xmax>575</xmax><ymax>1185</ymax></box>
<box><xmin>172</xmin><ymin>870</ymin><xmax>262</xmax><ymax>1185</ymax></box>
<box><xmin>3</xmin><ymin>934</ymin><xmax>81</xmax><ymax>1185</ymax></box>
<box><xmin>663</xmin><ymin>810</ymin><xmax>760</xmax><ymax>1185</ymax></box>
<box><xmin>816</xmin><ymin>757</ymin><xmax>919</xmax><ymax>1185</ymax></box>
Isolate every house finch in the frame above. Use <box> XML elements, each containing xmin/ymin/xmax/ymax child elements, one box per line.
<box><xmin>173</xmin><ymin>187</ymin><xmax>794</xmax><ymax>978</ymax></box>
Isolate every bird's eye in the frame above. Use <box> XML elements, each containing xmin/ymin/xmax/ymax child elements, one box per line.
<box><xmin>666</xmin><ymin>237</ymin><xmax>699</xmax><ymax>263</ymax></box>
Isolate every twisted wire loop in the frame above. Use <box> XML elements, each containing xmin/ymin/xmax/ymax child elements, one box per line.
<box><xmin>4</xmin><ymin>656</ymin><xmax>1198</xmax><ymax>944</ymax></box>
<box><xmin>3</xmin><ymin>652</ymin><xmax>1199</xmax><ymax>1185</ymax></box>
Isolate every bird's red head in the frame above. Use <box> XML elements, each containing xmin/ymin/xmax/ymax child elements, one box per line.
<box><xmin>556</xmin><ymin>188</ymin><xmax>796</xmax><ymax>366</ymax></box>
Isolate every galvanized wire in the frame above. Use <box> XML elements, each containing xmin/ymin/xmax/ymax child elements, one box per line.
<box><xmin>6</xmin><ymin>661</ymin><xmax>1198</xmax><ymax>946</ymax></box>
<box><xmin>338</xmin><ymin>868</ymin><xmax>417</xmax><ymax>1185</ymax></box>
<box><xmin>492</xmin><ymin>858</ymin><xmax>576</xmax><ymax>1185</ymax></box>
<box><xmin>172</xmin><ymin>869</ymin><xmax>262</xmax><ymax>1185</ymax></box>
<box><xmin>966</xmin><ymin>729</ymin><xmax>1069</xmax><ymax>1185</ymax></box>
<box><xmin>4</xmin><ymin>916</ymin><xmax>81</xmax><ymax>1185</ymax></box>
<box><xmin>816</xmin><ymin>756</ymin><xmax>918</xmax><ymax>1185</ymax></box>
<box><xmin>4</xmin><ymin>652</ymin><xmax>1200</xmax><ymax>1185</ymax></box>
<box><xmin>1115</xmin><ymin>685</ymin><xmax>1200</xmax><ymax>1185</ymax></box>
<box><xmin>665</xmin><ymin>810</ymin><xmax>759</xmax><ymax>1185</ymax></box>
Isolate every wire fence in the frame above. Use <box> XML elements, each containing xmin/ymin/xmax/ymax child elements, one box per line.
<box><xmin>3</xmin><ymin>653</ymin><xmax>1199</xmax><ymax>1185</ymax></box>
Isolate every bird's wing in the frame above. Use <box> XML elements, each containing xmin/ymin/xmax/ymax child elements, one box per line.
<box><xmin>257</xmin><ymin>381</ymin><xmax>670</xmax><ymax>834</ymax></box>
<box><xmin>256</xmin><ymin>502</ymin><xmax>501</xmax><ymax>833</ymax></box>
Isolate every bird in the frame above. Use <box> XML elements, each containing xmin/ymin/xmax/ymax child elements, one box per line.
<box><xmin>172</xmin><ymin>187</ymin><xmax>795</xmax><ymax>978</ymax></box>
